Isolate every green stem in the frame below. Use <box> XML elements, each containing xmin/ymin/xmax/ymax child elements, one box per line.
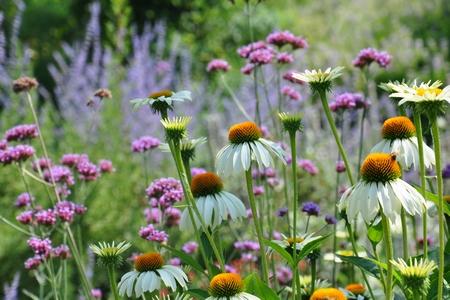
<box><xmin>356</xmin><ymin>108</ymin><xmax>367</xmax><ymax>179</ymax></box>
<box><xmin>310</xmin><ymin>258</ymin><xmax>316</xmax><ymax>293</ymax></box>
<box><xmin>220</xmin><ymin>74</ymin><xmax>252</xmax><ymax>121</ymax></box>
<box><xmin>107</xmin><ymin>264</ymin><xmax>120</xmax><ymax>300</ymax></box>
<box><xmin>253</xmin><ymin>69</ymin><xmax>262</xmax><ymax>125</ymax></box>
<box><xmin>245</xmin><ymin>168</ymin><xmax>269</xmax><ymax>283</ymax></box>
<box><xmin>44</xmin><ymin>260</ymin><xmax>60</xmax><ymax>300</ymax></box>
<box><xmin>371</xmin><ymin>242</ymin><xmax>386</xmax><ymax>291</ymax></box>
<box><xmin>413</xmin><ymin>112</ymin><xmax>428</xmax><ymax>258</ymax></box>
<box><xmin>401</xmin><ymin>208</ymin><xmax>409</xmax><ymax>259</ymax></box>
<box><xmin>288</xmin><ymin>132</ymin><xmax>300</xmax><ymax>299</ymax></box>
<box><xmin>318</xmin><ymin>91</ymin><xmax>355</xmax><ymax>185</ymax></box>
<box><xmin>170</xmin><ymin>141</ymin><xmax>225</xmax><ymax>271</ymax></box>
<box><xmin>430</xmin><ymin>121</ymin><xmax>445</xmax><ymax>299</ymax></box>
<box><xmin>382</xmin><ymin>213</ymin><xmax>394</xmax><ymax>300</ymax></box>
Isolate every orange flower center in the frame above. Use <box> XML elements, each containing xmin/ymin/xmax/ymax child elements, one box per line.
<box><xmin>415</xmin><ymin>87</ymin><xmax>442</xmax><ymax>97</ymax></box>
<box><xmin>310</xmin><ymin>288</ymin><xmax>347</xmax><ymax>300</ymax></box>
<box><xmin>382</xmin><ymin>116</ymin><xmax>416</xmax><ymax>140</ymax></box>
<box><xmin>286</xmin><ymin>237</ymin><xmax>304</xmax><ymax>246</ymax></box>
<box><xmin>191</xmin><ymin>172</ymin><xmax>224</xmax><ymax>197</ymax></box>
<box><xmin>134</xmin><ymin>252</ymin><xmax>164</xmax><ymax>272</ymax></box>
<box><xmin>228</xmin><ymin>122</ymin><xmax>262</xmax><ymax>144</ymax></box>
<box><xmin>345</xmin><ymin>283</ymin><xmax>365</xmax><ymax>295</ymax></box>
<box><xmin>360</xmin><ymin>153</ymin><xmax>401</xmax><ymax>183</ymax></box>
<box><xmin>149</xmin><ymin>89</ymin><xmax>173</xmax><ymax>99</ymax></box>
<box><xmin>209</xmin><ymin>273</ymin><xmax>243</xmax><ymax>297</ymax></box>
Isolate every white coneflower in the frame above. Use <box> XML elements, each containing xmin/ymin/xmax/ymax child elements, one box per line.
<box><xmin>118</xmin><ymin>252</ymin><xmax>188</xmax><ymax>298</ymax></box>
<box><xmin>160</xmin><ymin>137</ymin><xmax>207</xmax><ymax>162</ymax></box>
<box><xmin>387</xmin><ymin>80</ymin><xmax>450</xmax><ymax>105</ymax></box>
<box><xmin>216</xmin><ymin>121</ymin><xmax>285</xmax><ymax>175</ymax></box>
<box><xmin>292</xmin><ymin>67</ymin><xmax>344</xmax><ymax>92</ymax></box>
<box><xmin>206</xmin><ymin>273</ymin><xmax>260</xmax><ymax>300</ymax></box>
<box><xmin>89</xmin><ymin>241</ymin><xmax>131</xmax><ymax>266</ymax></box>
<box><xmin>371</xmin><ymin>116</ymin><xmax>435</xmax><ymax>170</ymax></box>
<box><xmin>161</xmin><ymin>117</ymin><xmax>191</xmax><ymax>142</ymax></box>
<box><xmin>338</xmin><ymin>153</ymin><xmax>426</xmax><ymax>223</ymax></box>
<box><xmin>180</xmin><ymin>172</ymin><xmax>246</xmax><ymax>230</ymax></box>
<box><xmin>390</xmin><ymin>258</ymin><xmax>436</xmax><ymax>296</ymax></box>
<box><xmin>271</xmin><ymin>234</ymin><xmax>323</xmax><ymax>255</ymax></box>
<box><xmin>131</xmin><ymin>89</ymin><xmax>191</xmax><ymax>117</ymax></box>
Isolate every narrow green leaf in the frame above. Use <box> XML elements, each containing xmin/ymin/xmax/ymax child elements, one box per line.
<box><xmin>263</xmin><ymin>239</ymin><xmax>294</xmax><ymax>266</ymax></box>
<box><xmin>244</xmin><ymin>273</ymin><xmax>280</xmax><ymax>300</ymax></box>
<box><xmin>161</xmin><ymin>245</ymin><xmax>205</xmax><ymax>276</ymax></box>
<box><xmin>297</xmin><ymin>235</ymin><xmax>330</xmax><ymax>262</ymax></box>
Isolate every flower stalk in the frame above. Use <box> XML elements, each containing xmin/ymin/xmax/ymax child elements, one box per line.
<box><xmin>382</xmin><ymin>213</ymin><xmax>394</xmax><ymax>300</ymax></box>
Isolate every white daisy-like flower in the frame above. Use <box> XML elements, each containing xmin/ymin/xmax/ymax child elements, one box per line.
<box><xmin>216</xmin><ymin>121</ymin><xmax>285</xmax><ymax>175</ymax></box>
<box><xmin>292</xmin><ymin>67</ymin><xmax>344</xmax><ymax>83</ymax></box>
<box><xmin>118</xmin><ymin>252</ymin><xmax>188</xmax><ymax>298</ymax></box>
<box><xmin>390</xmin><ymin>258</ymin><xmax>436</xmax><ymax>296</ymax></box>
<box><xmin>270</xmin><ymin>234</ymin><xmax>323</xmax><ymax>255</ymax></box>
<box><xmin>89</xmin><ymin>241</ymin><xmax>131</xmax><ymax>266</ymax></box>
<box><xmin>338</xmin><ymin>153</ymin><xmax>426</xmax><ymax>223</ymax></box>
<box><xmin>371</xmin><ymin>116</ymin><xmax>435</xmax><ymax>170</ymax></box>
<box><xmin>206</xmin><ymin>273</ymin><xmax>260</xmax><ymax>300</ymax></box>
<box><xmin>131</xmin><ymin>89</ymin><xmax>192</xmax><ymax>113</ymax></box>
<box><xmin>387</xmin><ymin>80</ymin><xmax>450</xmax><ymax>105</ymax></box>
<box><xmin>180</xmin><ymin>172</ymin><xmax>246</xmax><ymax>230</ymax></box>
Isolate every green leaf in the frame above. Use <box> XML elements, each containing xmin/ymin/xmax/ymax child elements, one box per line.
<box><xmin>337</xmin><ymin>255</ymin><xmax>381</xmax><ymax>279</ymax></box>
<box><xmin>413</xmin><ymin>185</ymin><xmax>450</xmax><ymax>216</ymax></box>
<box><xmin>186</xmin><ymin>289</ymin><xmax>209</xmax><ymax>299</ymax></box>
<box><xmin>244</xmin><ymin>273</ymin><xmax>281</xmax><ymax>300</ymax></box>
<box><xmin>263</xmin><ymin>239</ymin><xmax>294</xmax><ymax>266</ymax></box>
<box><xmin>297</xmin><ymin>235</ymin><xmax>330</xmax><ymax>262</ymax></box>
<box><xmin>367</xmin><ymin>221</ymin><xmax>383</xmax><ymax>245</ymax></box>
<box><xmin>161</xmin><ymin>245</ymin><xmax>205</xmax><ymax>276</ymax></box>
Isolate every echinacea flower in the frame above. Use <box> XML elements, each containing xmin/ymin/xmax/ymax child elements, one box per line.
<box><xmin>310</xmin><ymin>288</ymin><xmax>346</xmax><ymax>300</ymax></box>
<box><xmin>131</xmin><ymin>90</ymin><xmax>191</xmax><ymax>116</ymax></box>
<box><xmin>371</xmin><ymin>116</ymin><xmax>435</xmax><ymax>170</ymax></box>
<box><xmin>160</xmin><ymin>137</ymin><xmax>207</xmax><ymax>162</ymax></box>
<box><xmin>216</xmin><ymin>121</ymin><xmax>285</xmax><ymax>175</ymax></box>
<box><xmin>180</xmin><ymin>172</ymin><xmax>246</xmax><ymax>230</ymax></box>
<box><xmin>271</xmin><ymin>234</ymin><xmax>323</xmax><ymax>256</ymax></box>
<box><xmin>278</xmin><ymin>112</ymin><xmax>303</xmax><ymax>134</ymax></box>
<box><xmin>299</xmin><ymin>276</ymin><xmax>331</xmax><ymax>296</ymax></box>
<box><xmin>118</xmin><ymin>252</ymin><xmax>188</xmax><ymax>297</ymax></box>
<box><xmin>338</xmin><ymin>153</ymin><xmax>426</xmax><ymax>222</ymax></box>
<box><xmin>161</xmin><ymin>117</ymin><xmax>191</xmax><ymax>142</ymax></box>
<box><xmin>345</xmin><ymin>283</ymin><xmax>365</xmax><ymax>295</ymax></box>
<box><xmin>90</xmin><ymin>241</ymin><xmax>131</xmax><ymax>266</ymax></box>
<box><xmin>390</xmin><ymin>258</ymin><xmax>436</xmax><ymax>296</ymax></box>
<box><xmin>387</xmin><ymin>80</ymin><xmax>450</xmax><ymax>113</ymax></box>
<box><xmin>206</xmin><ymin>273</ymin><xmax>260</xmax><ymax>300</ymax></box>
<box><xmin>292</xmin><ymin>67</ymin><xmax>344</xmax><ymax>93</ymax></box>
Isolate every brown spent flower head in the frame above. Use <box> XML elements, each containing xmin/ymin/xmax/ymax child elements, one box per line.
<box><xmin>345</xmin><ymin>283</ymin><xmax>365</xmax><ymax>295</ymax></box>
<box><xmin>134</xmin><ymin>252</ymin><xmax>164</xmax><ymax>272</ymax></box>
<box><xmin>94</xmin><ymin>88</ymin><xmax>112</xmax><ymax>99</ymax></box>
<box><xmin>191</xmin><ymin>172</ymin><xmax>224</xmax><ymax>197</ymax></box>
<box><xmin>382</xmin><ymin>116</ymin><xmax>416</xmax><ymax>140</ymax></box>
<box><xmin>360</xmin><ymin>153</ymin><xmax>402</xmax><ymax>183</ymax></box>
<box><xmin>13</xmin><ymin>76</ymin><xmax>38</xmax><ymax>93</ymax></box>
<box><xmin>149</xmin><ymin>89</ymin><xmax>173</xmax><ymax>99</ymax></box>
<box><xmin>228</xmin><ymin>121</ymin><xmax>262</xmax><ymax>144</ymax></box>
<box><xmin>209</xmin><ymin>273</ymin><xmax>244</xmax><ymax>297</ymax></box>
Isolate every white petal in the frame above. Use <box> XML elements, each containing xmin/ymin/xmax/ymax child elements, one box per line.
<box><xmin>157</xmin><ymin>268</ymin><xmax>177</xmax><ymax>291</ymax></box>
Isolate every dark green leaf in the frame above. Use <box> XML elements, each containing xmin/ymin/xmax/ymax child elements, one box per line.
<box><xmin>244</xmin><ymin>273</ymin><xmax>280</xmax><ymax>300</ymax></box>
<box><xmin>186</xmin><ymin>289</ymin><xmax>209</xmax><ymax>299</ymax></box>
<box><xmin>337</xmin><ymin>255</ymin><xmax>381</xmax><ymax>279</ymax></box>
<box><xmin>297</xmin><ymin>235</ymin><xmax>330</xmax><ymax>262</ymax></box>
<box><xmin>263</xmin><ymin>239</ymin><xmax>294</xmax><ymax>266</ymax></box>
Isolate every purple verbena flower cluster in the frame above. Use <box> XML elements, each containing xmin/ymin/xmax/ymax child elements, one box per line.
<box><xmin>131</xmin><ymin>136</ymin><xmax>161</xmax><ymax>153</ymax></box>
<box><xmin>4</xmin><ymin>124</ymin><xmax>38</xmax><ymax>142</ymax></box>
<box><xmin>352</xmin><ymin>48</ymin><xmax>392</xmax><ymax>68</ymax></box>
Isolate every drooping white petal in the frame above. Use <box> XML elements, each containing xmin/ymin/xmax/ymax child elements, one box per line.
<box><xmin>157</xmin><ymin>268</ymin><xmax>177</xmax><ymax>291</ymax></box>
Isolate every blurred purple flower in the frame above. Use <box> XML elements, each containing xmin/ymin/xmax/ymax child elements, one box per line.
<box><xmin>298</xmin><ymin>159</ymin><xmax>319</xmax><ymax>175</ymax></box>
<box><xmin>302</xmin><ymin>201</ymin><xmax>320</xmax><ymax>216</ymax></box>
<box><xmin>131</xmin><ymin>136</ymin><xmax>160</xmax><ymax>153</ymax></box>
<box><xmin>207</xmin><ymin>59</ymin><xmax>231</xmax><ymax>73</ymax></box>
<box><xmin>4</xmin><ymin>124</ymin><xmax>38</xmax><ymax>142</ymax></box>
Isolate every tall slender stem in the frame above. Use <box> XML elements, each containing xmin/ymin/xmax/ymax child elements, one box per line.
<box><xmin>430</xmin><ymin>121</ymin><xmax>445</xmax><ymax>299</ymax></box>
<box><xmin>400</xmin><ymin>208</ymin><xmax>408</xmax><ymax>259</ymax></box>
<box><xmin>107</xmin><ymin>264</ymin><xmax>120</xmax><ymax>300</ymax></box>
<box><xmin>381</xmin><ymin>213</ymin><xmax>393</xmax><ymax>300</ymax></box>
<box><xmin>413</xmin><ymin>112</ymin><xmax>428</xmax><ymax>258</ymax></box>
<box><xmin>288</xmin><ymin>132</ymin><xmax>299</xmax><ymax>298</ymax></box>
<box><xmin>253</xmin><ymin>70</ymin><xmax>262</xmax><ymax>125</ymax></box>
<box><xmin>245</xmin><ymin>168</ymin><xmax>269</xmax><ymax>283</ymax></box>
<box><xmin>220</xmin><ymin>74</ymin><xmax>252</xmax><ymax>121</ymax></box>
<box><xmin>318</xmin><ymin>91</ymin><xmax>355</xmax><ymax>185</ymax></box>
<box><xmin>310</xmin><ymin>258</ymin><xmax>316</xmax><ymax>294</ymax></box>
<box><xmin>170</xmin><ymin>141</ymin><xmax>225</xmax><ymax>270</ymax></box>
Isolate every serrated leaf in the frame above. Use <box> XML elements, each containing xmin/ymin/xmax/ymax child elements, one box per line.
<box><xmin>244</xmin><ymin>273</ymin><xmax>280</xmax><ymax>300</ymax></box>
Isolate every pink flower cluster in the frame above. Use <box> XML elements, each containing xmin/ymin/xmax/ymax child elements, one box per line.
<box><xmin>139</xmin><ymin>224</ymin><xmax>168</xmax><ymax>243</ymax></box>
<box><xmin>0</xmin><ymin>145</ymin><xmax>35</xmax><ymax>165</ymax></box>
<box><xmin>146</xmin><ymin>177</ymin><xmax>184</xmax><ymax>208</ymax></box>
<box><xmin>298</xmin><ymin>159</ymin><xmax>319</xmax><ymax>175</ymax></box>
<box><xmin>25</xmin><ymin>237</ymin><xmax>70</xmax><ymax>269</ymax></box>
<box><xmin>44</xmin><ymin>165</ymin><xmax>75</xmax><ymax>186</ymax></box>
<box><xmin>234</xmin><ymin>240</ymin><xmax>260</xmax><ymax>251</ymax></box>
<box><xmin>4</xmin><ymin>124</ymin><xmax>38</xmax><ymax>142</ymax></box>
<box><xmin>276</xmin><ymin>266</ymin><xmax>293</xmax><ymax>285</ymax></box>
<box><xmin>206</xmin><ymin>59</ymin><xmax>231</xmax><ymax>73</ymax></box>
<box><xmin>252</xmin><ymin>168</ymin><xmax>280</xmax><ymax>187</ymax></box>
<box><xmin>281</xmin><ymin>85</ymin><xmax>301</xmax><ymax>101</ymax></box>
<box><xmin>329</xmin><ymin>92</ymin><xmax>369</xmax><ymax>112</ymax></box>
<box><xmin>352</xmin><ymin>48</ymin><xmax>392</xmax><ymax>68</ymax></box>
<box><xmin>131</xmin><ymin>136</ymin><xmax>161</xmax><ymax>153</ymax></box>
<box><xmin>16</xmin><ymin>201</ymin><xmax>86</xmax><ymax>226</ymax></box>
<box><xmin>145</xmin><ymin>206</ymin><xmax>181</xmax><ymax>227</ymax></box>
<box><xmin>77</xmin><ymin>160</ymin><xmax>100</xmax><ymax>181</ymax></box>
<box><xmin>32</xmin><ymin>157</ymin><xmax>52</xmax><ymax>172</ymax></box>
<box><xmin>15</xmin><ymin>192</ymin><xmax>33</xmax><ymax>207</ymax></box>
<box><xmin>266</xmin><ymin>30</ymin><xmax>308</xmax><ymax>49</ymax></box>
<box><xmin>182</xmin><ymin>241</ymin><xmax>198</xmax><ymax>254</ymax></box>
